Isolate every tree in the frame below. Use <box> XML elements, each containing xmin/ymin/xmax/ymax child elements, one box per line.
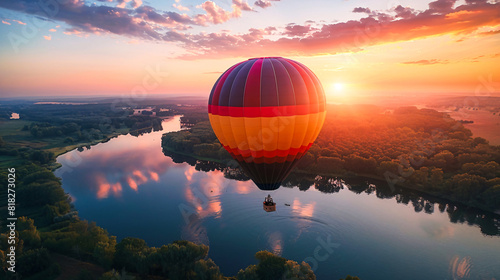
<box><xmin>430</xmin><ymin>150</ymin><xmax>455</xmax><ymax>171</ymax></box>
<box><xmin>18</xmin><ymin>181</ymin><xmax>67</xmax><ymax>207</ymax></box>
<box><xmin>98</xmin><ymin>270</ymin><xmax>121</xmax><ymax>280</ymax></box>
<box><xmin>430</xmin><ymin>168</ymin><xmax>444</xmax><ymax>190</ymax></box>
<box><xmin>29</xmin><ymin>150</ymin><xmax>55</xmax><ymax>164</ymax></box>
<box><xmin>254</xmin><ymin>251</ymin><xmax>287</xmax><ymax>280</ymax></box>
<box><xmin>461</xmin><ymin>161</ymin><xmax>500</xmax><ymax>179</ymax></box>
<box><xmin>17</xmin><ymin>217</ymin><xmax>41</xmax><ymax>248</ymax></box>
<box><xmin>480</xmin><ymin>185</ymin><xmax>500</xmax><ymax>209</ymax></box>
<box><xmin>447</xmin><ymin>173</ymin><xmax>488</xmax><ymax>200</ymax></box>
<box><xmin>193</xmin><ymin>258</ymin><xmax>225</xmax><ymax>280</ymax></box>
<box><xmin>154</xmin><ymin>240</ymin><xmax>209</xmax><ymax>279</ymax></box>
<box><xmin>237</xmin><ymin>251</ymin><xmax>315</xmax><ymax>280</ymax></box>
<box><xmin>17</xmin><ymin>248</ymin><xmax>52</xmax><ymax>278</ymax></box>
<box><xmin>94</xmin><ymin>239</ymin><xmax>117</xmax><ymax>269</ymax></box>
<box><xmin>340</xmin><ymin>276</ymin><xmax>361</xmax><ymax>280</ymax></box>
<box><xmin>283</xmin><ymin>260</ymin><xmax>315</xmax><ymax>280</ymax></box>
<box><xmin>377</xmin><ymin>161</ymin><xmax>401</xmax><ymax>177</ymax></box>
<box><xmin>297</xmin><ymin>152</ymin><xmax>316</xmax><ymax>170</ymax></box>
<box><xmin>114</xmin><ymin>237</ymin><xmax>149</xmax><ymax>271</ymax></box>
<box><xmin>344</xmin><ymin>155</ymin><xmax>377</xmax><ymax>174</ymax></box>
<box><xmin>317</xmin><ymin>156</ymin><xmax>344</xmax><ymax>173</ymax></box>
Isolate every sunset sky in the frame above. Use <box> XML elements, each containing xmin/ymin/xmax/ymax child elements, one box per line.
<box><xmin>0</xmin><ymin>0</ymin><xmax>499</xmax><ymax>102</ymax></box>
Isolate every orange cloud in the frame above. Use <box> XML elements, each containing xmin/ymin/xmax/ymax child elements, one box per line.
<box><xmin>132</xmin><ymin>170</ymin><xmax>148</xmax><ymax>183</ymax></box>
<box><xmin>12</xmin><ymin>19</ymin><xmax>26</xmax><ymax>25</ymax></box>
<box><xmin>149</xmin><ymin>171</ymin><xmax>159</xmax><ymax>181</ymax></box>
<box><xmin>127</xmin><ymin>177</ymin><xmax>138</xmax><ymax>191</ymax></box>
<box><xmin>63</xmin><ymin>29</ymin><xmax>82</xmax><ymax>36</ymax></box>
<box><xmin>267</xmin><ymin>231</ymin><xmax>283</xmax><ymax>255</ymax></box>
<box><xmin>283</xmin><ymin>24</ymin><xmax>316</xmax><ymax>37</ymax></box>
<box><xmin>2</xmin><ymin>20</ymin><xmax>11</xmax><ymax>25</ymax></box>
<box><xmin>96</xmin><ymin>175</ymin><xmax>123</xmax><ymax>198</ymax></box>
<box><xmin>3</xmin><ymin>0</ymin><xmax>497</xmax><ymax>56</ymax></box>
<box><xmin>131</xmin><ymin>0</ymin><xmax>142</xmax><ymax>8</ymax></box>
<box><xmin>43</xmin><ymin>35</ymin><xmax>51</xmax><ymax>41</ymax></box>
<box><xmin>402</xmin><ymin>59</ymin><xmax>449</xmax><ymax>65</ymax></box>
<box><xmin>234</xmin><ymin>180</ymin><xmax>253</xmax><ymax>194</ymax></box>
<box><xmin>185</xmin><ymin>166</ymin><xmax>196</xmax><ymax>182</ymax></box>
<box><xmin>183</xmin><ymin>169</ymin><xmax>226</xmax><ymax>219</ymax></box>
<box><xmin>291</xmin><ymin>198</ymin><xmax>316</xmax><ymax>218</ymax></box>
<box><xmin>445</xmin><ymin>9</ymin><xmax>481</xmax><ymax>19</ymax></box>
<box><xmin>173</xmin><ymin>3</ymin><xmax>189</xmax><ymax>11</ymax></box>
<box><xmin>232</xmin><ymin>0</ymin><xmax>253</xmax><ymax>12</ymax></box>
<box><xmin>176</xmin><ymin>1</ymin><xmax>500</xmax><ymax>59</ymax></box>
<box><xmin>194</xmin><ymin>1</ymin><xmax>235</xmax><ymax>25</ymax></box>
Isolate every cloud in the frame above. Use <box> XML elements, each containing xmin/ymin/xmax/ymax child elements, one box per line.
<box><xmin>49</xmin><ymin>28</ymin><xmax>57</xmax><ymax>32</ymax></box>
<box><xmin>232</xmin><ymin>0</ymin><xmax>253</xmax><ymax>12</ymax></box>
<box><xmin>254</xmin><ymin>0</ymin><xmax>279</xmax><ymax>9</ymax></box>
<box><xmin>12</xmin><ymin>19</ymin><xmax>26</xmax><ymax>25</ymax></box>
<box><xmin>1</xmin><ymin>20</ymin><xmax>11</xmax><ymax>25</ymax></box>
<box><xmin>353</xmin><ymin>7</ymin><xmax>372</xmax><ymax>14</ymax></box>
<box><xmin>194</xmin><ymin>1</ymin><xmax>237</xmax><ymax>25</ymax></box>
<box><xmin>173</xmin><ymin>3</ymin><xmax>190</xmax><ymax>11</ymax></box>
<box><xmin>0</xmin><ymin>0</ymin><xmax>164</xmax><ymax>39</ymax></box>
<box><xmin>203</xmin><ymin>71</ymin><xmax>224</xmax><ymax>74</ymax></box>
<box><xmin>131</xmin><ymin>0</ymin><xmax>142</xmax><ymax>8</ymax></box>
<box><xmin>428</xmin><ymin>0</ymin><xmax>457</xmax><ymax>14</ymax></box>
<box><xmin>176</xmin><ymin>0</ymin><xmax>500</xmax><ymax>59</ymax></box>
<box><xmin>421</xmin><ymin>221</ymin><xmax>455</xmax><ymax>238</ymax></box>
<box><xmin>479</xmin><ymin>29</ymin><xmax>500</xmax><ymax>36</ymax></box>
<box><xmin>43</xmin><ymin>35</ymin><xmax>51</xmax><ymax>40</ymax></box>
<box><xmin>1</xmin><ymin>0</ymin><xmax>499</xmax><ymax>60</ymax></box>
<box><xmin>402</xmin><ymin>59</ymin><xmax>449</xmax><ymax>65</ymax></box>
<box><xmin>394</xmin><ymin>5</ymin><xmax>417</xmax><ymax>19</ymax></box>
<box><xmin>0</xmin><ymin>0</ymin><xmax>248</xmax><ymax>39</ymax></box>
<box><xmin>283</xmin><ymin>24</ymin><xmax>315</xmax><ymax>37</ymax></box>
<box><xmin>254</xmin><ymin>0</ymin><xmax>272</xmax><ymax>8</ymax></box>
<box><xmin>63</xmin><ymin>29</ymin><xmax>83</xmax><ymax>36</ymax></box>
<box><xmin>116</xmin><ymin>0</ymin><xmax>130</xmax><ymax>9</ymax></box>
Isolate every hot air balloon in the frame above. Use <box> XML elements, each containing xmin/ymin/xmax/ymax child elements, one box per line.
<box><xmin>208</xmin><ymin>57</ymin><xmax>326</xmax><ymax>191</ymax></box>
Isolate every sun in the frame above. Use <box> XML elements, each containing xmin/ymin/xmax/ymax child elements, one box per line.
<box><xmin>333</xmin><ymin>83</ymin><xmax>344</xmax><ymax>91</ymax></box>
<box><xmin>329</xmin><ymin>83</ymin><xmax>346</xmax><ymax>97</ymax></box>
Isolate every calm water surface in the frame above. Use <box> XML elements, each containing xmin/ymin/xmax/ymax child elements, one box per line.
<box><xmin>55</xmin><ymin>116</ymin><xmax>500</xmax><ymax>280</ymax></box>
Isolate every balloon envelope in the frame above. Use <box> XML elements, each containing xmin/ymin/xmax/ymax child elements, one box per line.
<box><xmin>208</xmin><ymin>57</ymin><xmax>326</xmax><ymax>190</ymax></box>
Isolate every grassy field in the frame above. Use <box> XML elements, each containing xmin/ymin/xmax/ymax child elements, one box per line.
<box><xmin>0</xmin><ymin>119</ymin><xmax>130</xmax><ymax>157</ymax></box>
<box><xmin>0</xmin><ymin>154</ymin><xmax>26</xmax><ymax>169</ymax></box>
<box><xmin>45</xmin><ymin>127</ymin><xmax>129</xmax><ymax>157</ymax></box>
<box><xmin>0</xmin><ymin>120</ymin><xmax>32</xmax><ymax>141</ymax></box>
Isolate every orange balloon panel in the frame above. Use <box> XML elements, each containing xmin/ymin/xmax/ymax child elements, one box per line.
<box><xmin>208</xmin><ymin>57</ymin><xmax>326</xmax><ymax>190</ymax></box>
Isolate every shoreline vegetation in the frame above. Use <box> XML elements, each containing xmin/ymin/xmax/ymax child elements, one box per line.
<box><xmin>161</xmin><ymin>104</ymin><xmax>500</xmax><ymax>215</ymax></box>
<box><xmin>0</xmin><ymin>103</ymin><xmax>332</xmax><ymax>280</ymax></box>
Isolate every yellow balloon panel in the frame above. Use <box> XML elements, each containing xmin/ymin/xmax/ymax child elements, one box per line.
<box><xmin>208</xmin><ymin>112</ymin><xmax>326</xmax><ymax>154</ymax></box>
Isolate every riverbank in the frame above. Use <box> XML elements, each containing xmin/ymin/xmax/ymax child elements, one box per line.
<box><xmin>1</xmin><ymin>112</ymin><xmax>324</xmax><ymax>279</ymax></box>
<box><xmin>162</xmin><ymin>105</ymin><xmax>500</xmax><ymax>214</ymax></box>
<box><xmin>161</xmin><ymin>145</ymin><xmax>500</xmax><ymax>216</ymax></box>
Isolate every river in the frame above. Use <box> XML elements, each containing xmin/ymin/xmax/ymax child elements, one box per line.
<box><xmin>55</xmin><ymin>116</ymin><xmax>500</xmax><ymax>280</ymax></box>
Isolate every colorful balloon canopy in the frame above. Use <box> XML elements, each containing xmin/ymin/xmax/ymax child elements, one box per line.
<box><xmin>208</xmin><ymin>57</ymin><xmax>326</xmax><ymax>191</ymax></box>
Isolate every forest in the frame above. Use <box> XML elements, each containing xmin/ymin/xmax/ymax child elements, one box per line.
<box><xmin>0</xmin><ymin>102</ymin><xmax>332</xmax><ymax>279</ymax></box>
<box><xmin>162</xmin><ymin>104</ymin><xmax>500</xmax><ymax>212</ymax></box>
